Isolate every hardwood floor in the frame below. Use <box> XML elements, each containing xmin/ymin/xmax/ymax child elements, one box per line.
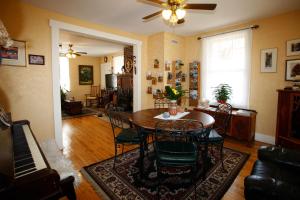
<box><xmin>61</xmin><ymin>115</ymin><xmax>266</xmax><ymax>200</ymax></box>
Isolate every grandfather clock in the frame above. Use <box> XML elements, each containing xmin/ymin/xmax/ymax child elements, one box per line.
<box><xmin>276</xmin><ymin>90</ymin><xmax>300</xmax><ymax>149</ymax></box>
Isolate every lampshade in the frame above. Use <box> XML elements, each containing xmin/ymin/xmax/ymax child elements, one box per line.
<box><xmin>175</xmin><ymin>8</ymin><xmax>186</xmax><ymax>20</ymax></box>
<box><xmin>162</xmin><ymin>9</ymin><xmax>172</xmax><ymax>20</ymax></box>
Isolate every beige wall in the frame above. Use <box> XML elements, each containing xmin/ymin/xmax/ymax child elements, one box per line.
<box><xmin>185</xmin><ymin>10</ymin><xmax>300</xmax><ymax>138</ymax></box>
<box><xmin>67</xmin><ymin>56</ymin><xmax>101</xmax><ymax>103</ymax></box>
<box><xmin>0</xmin><ymin>0</ymin><xmax>148</xmax><ymax>141</ymax></box>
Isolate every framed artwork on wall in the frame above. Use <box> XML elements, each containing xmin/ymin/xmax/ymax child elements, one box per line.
<box><xmin>28</xmin><ymin>54</ymin><xmax>45</xmax><ymax>65</ymax></box>
<box><xmin>287</xmin><ymin>39</ymin><xmax>300</xmax><ymax>56</ymax></box>
<box><xmin>79</xmin><ymin>65</ymin><xmax>93</xmax><ymax>85</ymax></box>
<box><xmin>260</xmin><ymin>48</ymin><xmax>277</xmax><ymax>73</ymax></box>
<box><xmin>285</xmin><ymin>59</ymin><xmax>300</xmax><ymax>81</ymax></box>
<box><xmin>0</xmin><ymin>40</ymin><xmax>26</xmax><ymax>67</ymax></box>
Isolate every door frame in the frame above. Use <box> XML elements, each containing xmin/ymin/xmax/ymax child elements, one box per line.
<box><xmin>50</xmin><ymin>20</ymin><xmax>142</xmax><ymax>149</ymax></box>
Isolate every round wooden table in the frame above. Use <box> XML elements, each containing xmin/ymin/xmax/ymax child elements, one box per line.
<box><xmin>131</xmin><ymin>108</ymin><xmax>215</xmax><ymax>130</ymax></box>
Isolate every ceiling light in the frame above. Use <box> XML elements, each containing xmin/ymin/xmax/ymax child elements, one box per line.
<box><xmin>66</xmin><ymin>53</ymin><xmax>72</xmax><ymax>58</ymax></box>
<box><xmin>169</xmin><ymin>14</ymin><xmax>178</xmax><ymax>24</ymax></box>
<box><xmin>176</xmin><ymin>8</ymin><xmax>186</xmax><ymax>20</ymax></box>
<box><xmin>162</xmin><ymin>9</ymin><xmax>172</xmax><ymax>20</ymax></box>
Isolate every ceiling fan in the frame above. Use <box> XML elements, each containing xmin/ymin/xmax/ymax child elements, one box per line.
<box><xmin>59</xmin><ymin>44</ymin><xmax>87</xmax><ymax>58</ymax></box>
<box><xmin>142</xmin><ymin>0</ymin><xmax>217</xmax><ymax>25</ymax></box>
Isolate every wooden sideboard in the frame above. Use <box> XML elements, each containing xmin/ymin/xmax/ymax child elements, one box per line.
<box><xmin>276</xmin><ymin>90</ymin><xmax>300</xmax><ymax>149</ymax></box>
<box><xmin>194</xmin><ymin>106</ymin><xmax>257</xmax><ymax>145</ymax></box>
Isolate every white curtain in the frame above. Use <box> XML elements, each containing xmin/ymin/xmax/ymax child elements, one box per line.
<box><xmin>201</xmin><ymin>29</ymin><xmax>252</xmax><ymax>108</ymax></box>
<box><xmin>113</xmin><ymin>55</ymin><xmax>124</xmax><ymax>74</ymax></box>
<box><xmin>59</xmin><ymin>57</ymin><xmax>70</xmax><ymax>91</ymax></box>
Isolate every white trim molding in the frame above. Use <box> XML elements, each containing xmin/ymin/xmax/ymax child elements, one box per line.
<box><xmin>255</xmin><ymin>132</ymin><xmax>275</xmax><ymax>145</ymax></box>
<box><xmin>49</xmin><ymin>19</ymin><xmax>142</xmax><ymax>149</ymax></box>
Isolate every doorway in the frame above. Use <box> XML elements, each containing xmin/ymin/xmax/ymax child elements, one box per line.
<box><xmin>50</xmin><ymin>20</ymin><xmax>142</xmax><ymax>149</ymax></box>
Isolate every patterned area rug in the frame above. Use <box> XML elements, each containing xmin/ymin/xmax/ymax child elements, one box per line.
<box><xmin>81</xmin><ymin>147</ymin><xmax>249</xmax><ymax>200</ymax></box>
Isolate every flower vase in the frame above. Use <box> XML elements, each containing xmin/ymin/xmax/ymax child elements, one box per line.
<box><xmin>169</xmin><ymin>100</ymin><xmax>177</xmax><ymax>116</ymax></box>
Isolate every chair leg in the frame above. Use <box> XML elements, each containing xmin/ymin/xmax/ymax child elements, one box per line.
<box><xmin>220</xmin><ymin>141</ymin><xmax>225</xmax><ymax>170</ymax></box>
<box><xmin>113</xmin><ymin>143</ymin><xmax>118</xmax><ymax>169</ymax></box>
<box><xmin>192</xmin><ymin>165</ymin><xmax>197</xmax><ymax>200</ymax></box>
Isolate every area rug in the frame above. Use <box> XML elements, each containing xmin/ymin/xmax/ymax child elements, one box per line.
<box><xmin>81</xmin><ymin>147</ymin><xmax>249</xmax><ymax>200</ymax></box>
<box><xmin>62</xmin><ymin>107</ymin><xmax>100</xmax><ymax>119</ymax></box>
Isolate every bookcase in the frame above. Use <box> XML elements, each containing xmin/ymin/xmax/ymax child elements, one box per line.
<box><xmin>189</xmin><ymin>61</ymin><xmax>200</xmax><ymax>106</ymax></box>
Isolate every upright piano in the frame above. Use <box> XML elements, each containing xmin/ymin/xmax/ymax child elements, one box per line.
<box><xmin>0</xmin><ymin>118</ymin><xmax>76</xmax><ymax>200</ymax></box>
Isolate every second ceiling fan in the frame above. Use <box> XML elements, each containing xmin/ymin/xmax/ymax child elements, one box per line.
<box><xmin>142</xmin><ymin>0</ymin><xmax>217</xmax><ymax>25</ymax></box>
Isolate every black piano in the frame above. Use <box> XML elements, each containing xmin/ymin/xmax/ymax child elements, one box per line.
<box><xmin>0</xmin><ymin>117</ymin><xmax>76</xmax><ymax>200</ymax></box>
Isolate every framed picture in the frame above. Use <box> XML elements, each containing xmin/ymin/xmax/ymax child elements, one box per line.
<box><xmin>28</xmin><ymin>54</ymin><xmax>45</xmax><ymax>65</ymax></box>
<box><xmin>0</xmin><ymin>40</ymin><xmax>26</xmax><ymax>67</ymax></box>
<box><xmin>287</xmin><ymin>39</ymin><xmax>300</xmax><ymax>56</ymax></box>
<box><xmin>260</xmin><ymin>48</ymin><xmax>277</xmax><ymax>73</ymax></box>
<box><xmin>285</xmin><ymin>59</ymin><xmax>300</xmax><ymax>81</ymax></box>
<box><xmin>79</xmin><ymin>65</ymin><xmax>93</xmax><ymax>85</ymax></box>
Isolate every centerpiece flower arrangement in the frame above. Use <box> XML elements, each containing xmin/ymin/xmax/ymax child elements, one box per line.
<box><xmin>165</xmin><ymin>86</ymin><xmax>183</xmax><ymax>115</ymax></box>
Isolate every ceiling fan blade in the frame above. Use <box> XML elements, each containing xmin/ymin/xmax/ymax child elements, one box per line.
<box><xmin>142</xmin><ymin>0</ymin><xmax>165</xmax><ymax>5</ymax></box>
<box><xmin>143</xmin><ymin>10</ymin><xmax>162</xmax><ymax>20</ymax></box>
<box><xmin>74</xmin><ymin>53</ymin><xmax>82</xmax><ymax>56</ymax></box>
<box><xmin>177</xmin><ymin>18</ymin><xmax>185</xmax><ymax>24</ymax></box>
<box><xmin>184</xmin><ymin>4</ymin><xmax>217</xmax><ymax>10</ymax></box>
<box><xmin>76</xmin><ymin>52</ymin><xmax>87</xmax><ymax>55</ymax></box>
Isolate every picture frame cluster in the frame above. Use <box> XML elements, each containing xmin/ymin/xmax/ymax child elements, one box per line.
<box><xmin>260</xmin><ymin>38</ymin><xmax>300</xmax><ymax>83</ymax></box>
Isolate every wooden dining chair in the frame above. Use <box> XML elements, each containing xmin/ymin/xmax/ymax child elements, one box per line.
<box><xmin>85</xmin><ymin>85</ymin><xmax>100</xmax><ymax>107</ymax></box>
<box><xmin>154</xmin><ymin>119</ymin><xmax>210</xmax><ymax>199</ymax></box>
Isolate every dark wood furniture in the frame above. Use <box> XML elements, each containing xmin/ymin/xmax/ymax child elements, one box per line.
<box><xmin>0</xmin><ymin>119</ymin><xmax>76</xmax><ymax>200</ymax></box>
<box><xmin>194</xmin><ymin>106</ymin><xmax>257</xmax><ymax>145</ymax></box>
<box><xmin>131</xmin><ymin>108</ymin><xmax>215</xmax><ymax>131</ymax></box>
<box><xmin>276</xmin><ymin>89</ymin><xmax>300</xmax><ymax>149</ymax></box>
<box><xmin>117</xmin><ymin>74</ymin><xmax>133</xmax><ymax>90</ymax></box>
<box><xmin>63</xmin><ymin>100</ymin><xmax>83</xmax><ymax>115</ymax></box>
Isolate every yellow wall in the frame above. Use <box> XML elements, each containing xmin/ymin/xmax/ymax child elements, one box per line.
<box><xmin>185</xmin><ymin>10</ymin><xmax>300</xmax><ymax>138</ymax></box>
<box><xmin>0</xmin><ymin>0</ymin><xmax>148</xmax><ymax>141</ymax></box>
<box><xmin>68</xmin><ymin>56</ymin><xmax>101</xmax><ymax>103</ymax></box>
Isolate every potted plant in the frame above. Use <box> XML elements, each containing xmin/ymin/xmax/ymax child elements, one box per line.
<box><xmin>165</xmin><ymin>86</ymin><xmax>183</xmax><ymax>115</ymax></box>
<box><xmin>213</xmin><ymin>84</ymin><xmax>232</xmax><ymax>104</ymax></box>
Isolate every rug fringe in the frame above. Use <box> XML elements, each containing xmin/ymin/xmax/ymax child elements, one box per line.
<box><xmin>80</xmin><ymin>168</ymin><xmax>111</xmax><ymax>200</ymax></box>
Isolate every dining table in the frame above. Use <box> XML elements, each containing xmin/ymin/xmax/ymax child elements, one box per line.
<box><xmin>129</xmin><ymin>108</ymin><xmax>215</xmax><ymax>178</ymax></box>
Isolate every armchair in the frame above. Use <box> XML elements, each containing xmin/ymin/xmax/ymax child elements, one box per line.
<box><xmin>244</xmin><ymin>146</ymin><xmax>300</xmax><ymax>200</ymax></box>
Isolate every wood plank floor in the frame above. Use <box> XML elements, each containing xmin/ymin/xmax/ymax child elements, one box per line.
<box><xmin>61</xmin><ymin>115</ymin><xmax>266</xmax><ymax>200</ymax></box>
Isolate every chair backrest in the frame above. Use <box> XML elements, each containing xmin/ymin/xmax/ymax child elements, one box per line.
<box><xmin>154</xmin><ymin>120</ymin><xmax>204</xmax><ymax>152</ymax></box>
<box><xmin>213</xmin><ymin>103</ymin><xmax>232</xmax><ymax>135</ymax></box>
<box><xmin>107</xmin><ymin>110</ymin><xmax>131</xmax><ymax>138</ymax></box>
<box><xmin>90</xmin><ymin>85</ymin><xmax>100</xmax><ymax>97</ymax></box>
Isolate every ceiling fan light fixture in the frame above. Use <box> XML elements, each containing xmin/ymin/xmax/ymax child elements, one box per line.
<box><xmin>175</xmin><ymin>8</ymin><xmax>186</xmax><ymax>20</ymax></box>
<box><xmin>162</xmin><ymin>9</ymin><xmax>172</xmax><ymax>20</ymax></box>
<box><xmin>169</xmin><ymin>14</ymin><xmax>178</xmax><ymax>24</ymax></box>
<box><xmin>71</xmin><ymin>54</ymin><xmax>76</xmax><ymax>58</ymax></box>
<box><xmin>66</xmin><ymin>53</ymin><xmax>72</xmax><ymax>58</ymax></box>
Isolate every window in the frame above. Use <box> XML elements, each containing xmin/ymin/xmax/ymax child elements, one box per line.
<box><xmin>59</xmin><ymin>57</ymin><xmax>70</xmax><ymax>91</ymax></box>
<box><xmin>113</xmin><ymin>55</ymin><xmax>124</xmax><ymax>74</ymax></box>
<box><xmin>201</xmin><ymin>29</ymin><xmax>252</xmax><ymax>108</ymax></box>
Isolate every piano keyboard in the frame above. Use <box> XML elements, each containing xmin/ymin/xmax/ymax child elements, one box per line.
<box><xmin>13</xmin><ymin>124</ymin><xmax>47</xmax><ymax>179</ymax></box>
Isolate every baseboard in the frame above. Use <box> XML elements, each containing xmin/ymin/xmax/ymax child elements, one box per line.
<box><xmin>255</xmin><ymin>132</ymin><xmax>275</xmax><ymax>145</ymax></box>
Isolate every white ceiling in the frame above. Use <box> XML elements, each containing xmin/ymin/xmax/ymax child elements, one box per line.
<box><xmin>59</xmin><ymin>30</ymin><xmax>125</xmax><ymax>57</ymax></box>
<box><xmin>23</xmin><ymin>0</ymin><xmax>300</xmax><ymax>36</ymax></box>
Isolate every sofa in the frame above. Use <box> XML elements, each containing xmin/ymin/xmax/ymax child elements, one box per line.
<box><xmin>244</xmin><ymin>146</ymin><xmax>300</xmax><ymax>200</ymax></box>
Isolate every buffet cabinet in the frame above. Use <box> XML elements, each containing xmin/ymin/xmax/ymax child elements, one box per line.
<box><xmin>276</xmin><ymin>90</ymin><xmax>300</xmax><ymax>149</ymax></box>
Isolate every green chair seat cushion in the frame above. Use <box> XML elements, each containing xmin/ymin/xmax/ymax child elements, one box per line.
<box><xmin>116</xmin><ymin>128</ymin><xmax>141</xmax><ymax>143</ymax></box>
<box><xmin>208</xmin><ymin>129</ymin><xmax>223</xmax><ymax>142</ymax></box>
<box><xmin>155</xmin><ymin>141</ymin><xmax>197</xmax><ymax>164</ymax></box>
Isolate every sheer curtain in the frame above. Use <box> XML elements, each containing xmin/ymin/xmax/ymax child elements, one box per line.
<box><xmin>113</xmin><ymin>55</ymin><xmax>124</xmax><ymax>74</ymax></box>
<box><xmin>59</xmin><ymin>57</ymin><xmax>70</xmax><ymax>91</ymax></box>
<box><xmin>201</xmin><ymin>29</ymin><xmax>252</xmax><ymax>108</ymax></box>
